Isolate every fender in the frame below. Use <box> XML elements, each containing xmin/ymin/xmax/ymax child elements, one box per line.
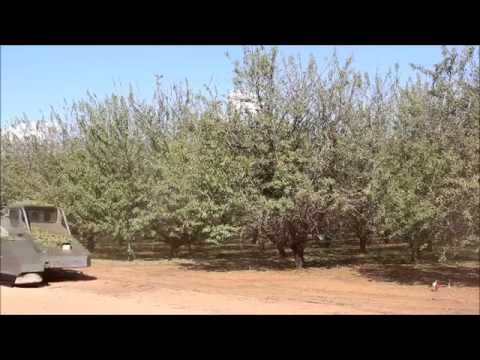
<box><xmin>0</xmin><ymin>237</ymin><xmax>45</xmax><ymax>279</ymax></box>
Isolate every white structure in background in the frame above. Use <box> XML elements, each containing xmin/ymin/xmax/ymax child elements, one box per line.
<box><xmin>2</xmin><ymin>120</ymin><xmax>62</xmax><ymax>141</ymax></box>
<box><xmin>228</xmin><ymin>90</ymin><xmax>259</xmax><ymax>115</ymax></box>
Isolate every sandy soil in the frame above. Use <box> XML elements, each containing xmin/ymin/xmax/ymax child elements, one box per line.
<box><xmin>1</xmin><ymin>259</ymin><xmax>479</xmax><ymax>314</ymax></box>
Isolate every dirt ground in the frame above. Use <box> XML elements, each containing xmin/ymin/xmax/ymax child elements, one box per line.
<box><xmin>1</xmin><ymin>257</ymin><xmax>479</xmax><ymax>314</ymax></box>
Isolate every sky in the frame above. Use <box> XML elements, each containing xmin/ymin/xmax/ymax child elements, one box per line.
<box><xmin>0</xmin><ymin>45</ymin><xmax>450</xmax><ymax>128</ymax></box>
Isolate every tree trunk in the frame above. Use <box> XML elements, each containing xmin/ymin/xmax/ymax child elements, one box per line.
<box><xmin>87</xmin><ymin>236</ymin><xmax>96</xmax><ymax>252</ymax></box>
<box><xmin>259</xmin><ymin>241</ymin><xmax>266</xmax><ymax>252</ymax></box>
<box><xmin>410</xmin><ymin>248</ymin><xmax>418</xmax><ymax>263</ymax></box>
<box><xmin>291</xmin><ymin>244</ymin><xmax>305</xmax><ymax>269</ymax></box>
<box><xmin>409</xmin><ymin>236</ymin><xmax>419</xmax><ymax>263</ymax></box>
<box><xmin>127</xmin><ymin>242</ymin><xmax>135</xmax><ymax>261</ymax></box>
<box><xmin>299</xmin><ymin>245</ymin><xmax>305</xmax><ymax>267</ymax></box>
<box><xmin>359</xmin><ymin>236</ymin><xmax>367</xmax><ymax>253</ymax></box>
<box><xmin>410</xmin><ymin>243</ymin><xmax>419</xmax><ymax>263</ymax></box>
<box><xmin>169</xmin><ymin>245</ymin><xmax>178</xmax><ymax>260</ymax></box>
<box><xmin>426</xmin><ymin>240</ymin><xmax>433</xmax><ymax>252</ymax></box>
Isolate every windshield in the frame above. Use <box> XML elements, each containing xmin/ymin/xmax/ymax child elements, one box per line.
<box><xmin>7</xmin><ymin>208</ymin><xmax>28</xmax><ymax>227</ymax></box>
<box><xmin>25</xmin><ymin>207</ymin><xmax>58</xmax><ymax>223</ymax></box>
<box><xmin>0</xmin><ymin>208</ymin><xmax>30</xmax><ymax>236</ymax></box>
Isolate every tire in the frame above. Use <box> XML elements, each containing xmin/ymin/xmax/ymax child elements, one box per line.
<box><xmin>14</xmin><ymin>272</ymin><xmax>43</xmax><ymax>285</ymax></box>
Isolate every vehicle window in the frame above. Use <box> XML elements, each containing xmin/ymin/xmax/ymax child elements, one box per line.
<box><xmin>26</xmin><ymin>208</ymin><xmax>57</xmax><ymax>223</ymax></box>
<box><xmin>9</xmin><ymin>209</ymin><xmax>20</xmax><ymax>227</ymax></box>
<box><xmin>29</xmin><ymin>210</ymin><xmax>40</xmax><ymax>222</ymax></box>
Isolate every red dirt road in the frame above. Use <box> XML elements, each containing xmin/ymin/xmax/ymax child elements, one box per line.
<box><xmin>1</xmin><ymin>259</ymin><xmax>479</xmax><ymax>314</ymax></box>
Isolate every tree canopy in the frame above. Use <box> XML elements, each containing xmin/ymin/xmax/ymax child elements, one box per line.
<box><xmin>2</xmin><ymin>46</ymin><xmax>478</xmax><ymax>266</ymax></box>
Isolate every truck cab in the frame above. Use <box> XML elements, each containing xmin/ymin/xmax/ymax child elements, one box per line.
<box><xmin>0</xmin><ymin>202</ymin><xmax>90</xmax><ymax>285</ymax></box>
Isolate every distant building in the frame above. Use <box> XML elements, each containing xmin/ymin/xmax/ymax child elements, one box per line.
<box><xmin>228</xmin><ymin>90</ymin><xmax>259</xmax><ymax>115</ymax></box>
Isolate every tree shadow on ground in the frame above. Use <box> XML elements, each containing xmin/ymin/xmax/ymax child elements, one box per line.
<box><xmin>176</xmin><ymin>243</ymin><xmax>412</xmax><ymax>272</ymax></box>
<box><xmin>90</xmin><ymin>241</ymin><xmax>479</xmax><ymax>288</ymax></box>
<box><xmin>176</xmin><ymin>245</ymin><xmax>294</xmax><ymax>271</ymax></box>
<box><xmin>358</xmin><ymin>263</ymin><xmax>479</xmax><ymax>287</ymax></box>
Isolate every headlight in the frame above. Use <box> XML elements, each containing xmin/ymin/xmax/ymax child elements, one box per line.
<box><xmin>62</xmin><ymin>243</ymin><xmax>72</xmax><ymax>251</ymax></box>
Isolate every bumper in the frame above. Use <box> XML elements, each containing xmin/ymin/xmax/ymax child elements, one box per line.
<box><xmin>45</xmin><ymin>254</ymin><xmax>91</xmax><ymax>269</ymax></box>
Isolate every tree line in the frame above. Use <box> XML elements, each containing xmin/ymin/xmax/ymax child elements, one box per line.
<box><xmin>1</xmin><ymin>46</ymin><xmax>478</xmax><ymax>267</ymax></box>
